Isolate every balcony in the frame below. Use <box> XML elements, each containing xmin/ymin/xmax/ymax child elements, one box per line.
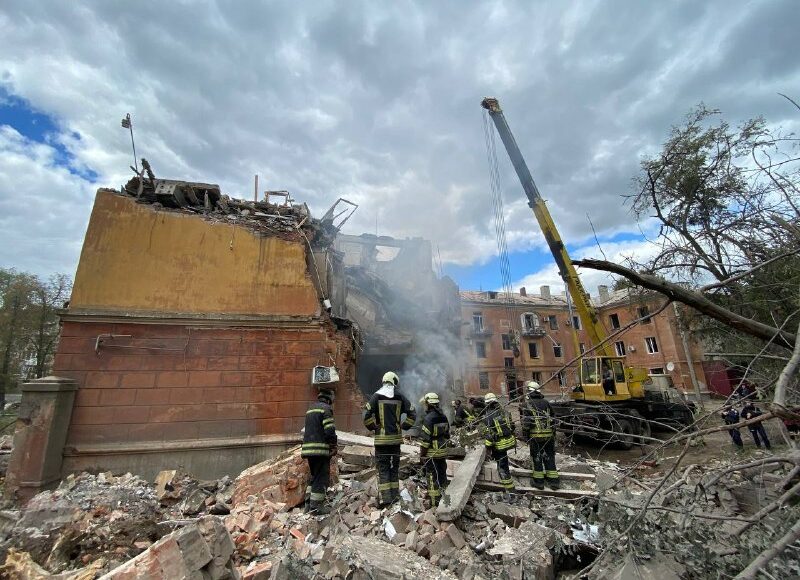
<box><xmin>470</xmin><ymin>325</ymin><xmax>493</xmax><ymax>337</ymax></box>
<box><xmin>521</xmin><ymin>326</ymin><xmax>546</xmax><ymax>337</ymax></box>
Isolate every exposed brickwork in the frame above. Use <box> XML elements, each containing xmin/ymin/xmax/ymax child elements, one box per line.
<box><xmin>54</xmin><ymin>321</ymin><xmax>364</xmax><ymax>447</ymax></box>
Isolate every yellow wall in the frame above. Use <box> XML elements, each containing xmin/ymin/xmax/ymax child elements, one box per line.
<box><xmin>71</xmin><ymin>190</ymin><xmax>320</xmax><ymax>316</ymax></box>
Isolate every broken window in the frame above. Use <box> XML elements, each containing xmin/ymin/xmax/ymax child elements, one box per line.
<box><xmin>504</xmin><ymin>357</ymin><xmax>514</xmax><ymax>369</ymax></box>
<box><xmin>478</xmin><ymin>371</ymin><xmax>489</xmax><ymax>390</ymax></box>
<box><xmin>472</xmin><ymin>312</ymin><xmax>484</xmax><ymax>332</ymax></box>
<box><xmin>572</xmin><ymin>316</ymin><xmax>582</xmax><ymax>330</ymax></box>
<box><xmin>501</xmin><ymin>334</ymin><xmax>512</xmax><ymax>350</ymax></box>
<box><xmin>645</xmin><ymin>336</ymin><xmax>659</xmax><ymax>354</ymax></box>
<box><xmin>614</xmin><ymin>340</ymin><xmax>626</xmax><ymax>357</ymax></box>
<box><xmin>548</xmin><ymin>315</ymin><xmax>558</xmax><ymax>330</ymax></box>
<box><xmin>553</xmin><ymin>342</ymin><xmax>562</xmax><ymax>358</ymax></box>
<box><xmin>507</xmin><ymin>374</ymin><xmax>519</xmax><ymax>400</ymax></box>
<box><xmin>638</xmin><ymin>305</ymin><xmax>652</xmax><ymax>324</ymax></box>
<box><xmin>649</xmin><ymin>367</ymin><xmax>664</xmax><ymax>375</ymax></box>
<box><xmin>557</xmin><ymin>371</ymin><xmax>565</xmax><ymax>387</ymax></box>
<box><xmin>528</xmin><ymin>342</ymin><xmax>539</xmax><ymax>358</ymax></box>
<box><xmin>476</xmin><ymin>342</ymin><xmax>486</xmax><ymax>358</ymax></box>
<box><xmin>531</xmin><ymin>371</ymin><xmax>542</xmax><ymax>383</ymax></box>
<box><xmin>609</xmin><ymin>313</ymin><xmax>620</xmax><ymax>329</ymax></box>
<box><xmin>523</xmin><ymin>313</ymin><xmax>538</xmax><ymax>329</ymax></box>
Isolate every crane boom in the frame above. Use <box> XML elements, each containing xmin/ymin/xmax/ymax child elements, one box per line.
<box><xmin>481</xmin><ymin>97</ymin><xmax>613</xmax><ymax>357</ymax></box>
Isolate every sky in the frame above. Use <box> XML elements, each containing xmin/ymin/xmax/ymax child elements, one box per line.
<box><xmin>0</xmin><ymin>0</ymin><xmax>797</xmax><ymax>295</ymax></box>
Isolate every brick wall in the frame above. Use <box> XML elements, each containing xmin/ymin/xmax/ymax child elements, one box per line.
<box><xmin>53</xmin><ymin>321</ymin><xmax>363</xmax><ymax>449</ymax></box>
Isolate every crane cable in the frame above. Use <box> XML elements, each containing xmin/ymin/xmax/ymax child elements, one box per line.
<box><xmin>482</xmin><ymin>111</ymin><xmax>522</xmax><ymax>363</ymax></box>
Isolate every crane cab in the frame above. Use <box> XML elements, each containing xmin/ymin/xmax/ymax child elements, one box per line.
<box><xmin>573</xmin><ymin>357</ymin><xmax>647</xmax><ymax>402</ymax></box>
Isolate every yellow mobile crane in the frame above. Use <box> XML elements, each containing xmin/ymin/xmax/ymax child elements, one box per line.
<box><xmin>481</xmin><ymin>97</ymin><xmax>694</xmax><ymax>445</ymax></box>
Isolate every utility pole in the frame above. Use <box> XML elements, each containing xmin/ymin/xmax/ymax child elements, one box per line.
<box><xmin>121</xmin><ymin>114</ymin><xmax>138</xmax><ymax>173</ymax></box>
<box><xmin>254</xmin><ymin>174</ymin><xmax>259</xmax><ymax>202</ymax></box>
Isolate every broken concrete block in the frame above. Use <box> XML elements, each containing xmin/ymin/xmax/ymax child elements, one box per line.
<box><xmin>405</xmin><ymin>530</ymin><xmax>418</xmax><ymax>550</ymax></box>
<box><xmin>327</xmin><ymin>536</ymin><xmax>456</xmax><ymax>578</ymax></box>
<box><xmin>437</xmin><ymin>446</ymin><xmax>486</xmax><ymax>522</ymax></box>
<box><xmin>154</xmin><ymin>470</ymin><xmax>179</xmax><ymax>501</ymax></box>
<box><xmin>341</xmin><ymin>445</ymin><xmax>374</xmax><ymax>467</ymax></box>
<box><xmin>445</xmin><ymin>524</ymin><xmax>466</xmax><ymax>550</ymax></box>
<box><xmin>488</xmin><ymin>521</ymin><xmax>558</xmax><ymax>580</ymax></box>
<box><xmin>429</xmin><ymin>531</ymin><xmax>454</xmax><ymax>557</ymax></box>
<box><xmin>173</xmin><ymin>525</ymin><xmax>213</xmax><ymax>571</ymax></box>
<box><xmin>487</xmin><ymin>503</ymin><xmax>533</xmax><ymax>528</ymax></box>
<box><xmin>242</xmin><ymin>561</ymin><xmax>272</xmax><ymax>580</ymax></box>
<box><xmin>391</xmin><ymin>532</ymin><xmax>407</xmax><ymax>546</ymax></box>
<box><xmin>389</xmin><ymin>511</ymin><xmax>413</xmax><ymax>534</ymax></box>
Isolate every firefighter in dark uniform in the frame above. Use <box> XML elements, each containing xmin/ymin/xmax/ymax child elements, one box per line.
<box><xmin>721</xmin><ymin>406</ymin><xmax>744</xmax><ymax>448</ymax></box>
<box><xmin>520</xmin><ymin>381</ymin><xmax>559</xmax><ymax>489</ymax></box>
<box><xmin>452</xmin><ymin>399</ymin><xmax>475</xmax><ymax>427</ymax></box>
<box><xmin>420</xmin><ymin>392</ymin><xmax>450</xmax><ymax>506</ymax></box>
<box><xmin>742</xmin><ymin>402</ymin><xmax>771</xmax><ymax>449</ymax></box>
<box><xmin>301</xmin><ymin>388</ymin><xmax>337</xmax><ymax>514</ymax></box>
<box><xmin>363</xmin><ymin>371</ymin><xmax>417</xmax><ymax>506</ymax></box>
<box><xmin>483</xmin><ymin>392</ymin><xmax>516</xmax><ymax>495</ymax></box>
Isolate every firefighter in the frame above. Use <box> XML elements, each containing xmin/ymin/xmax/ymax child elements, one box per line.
<box><xmin>301</xmin><ymin>388</ymin><xmax>337</xmax><ymax>515</ymax></box>
<box><xmin>452</xmin><ymin>399</ymin><xmax>475</xmax><ymax>427</ymax></box>
<box><xmin>420</xmin><ymin>392</ymin><xmax>450</xmax><ymax>506</ymax></box>
<box><xmin>483</xmin><ymin>392</ymin><xmax>516</xmax><ymax>495</ymax></box>
<box><xmin>742</xmin><ymin>402</ymin><xmax>771</xmax><ymax>450</ymax></box>
<box><xmin>520</xmin><ymin>381</ymin><xmax>559</xmax><ymax>489</ymax></box>
<box><xmin>720</xmin><ymin>406</ymin><xmax>743</xmax><ymax>448</ymax></box>
<box><xmin>363</xmin><ymin>371</ymin><xmax>417</xmax><ymax>506</ymax></box>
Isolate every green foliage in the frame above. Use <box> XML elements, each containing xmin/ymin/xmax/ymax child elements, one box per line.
<box><xmin>0</xmin><ymin>268</ymin><xmax>71</xmax><ymax>401</ymax></box>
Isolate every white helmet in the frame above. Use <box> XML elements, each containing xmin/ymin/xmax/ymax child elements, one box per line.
<box><xmin>484</xmin><ymin>392</ymin><xmax>498</xmax><ymax>404</ymax></box>
<box><xmin>382</xmin><ymin>371</ymin><xmax>399</xmax><ymax>386</ymax></box>
<box><xmin>526</xmin><ymin>381</ymin><xmax>541</xmax><ymax>393</ymax></box>
<box><xmin>420</xmin><ymin>392</ymin><xmax>440</xmax><ymax>405</ymax></box>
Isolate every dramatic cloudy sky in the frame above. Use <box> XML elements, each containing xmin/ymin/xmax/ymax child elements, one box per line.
<box><xmin>1</xmin><ymin>1</ymin><xmax>797</xmax><ymax>295</ymax></box>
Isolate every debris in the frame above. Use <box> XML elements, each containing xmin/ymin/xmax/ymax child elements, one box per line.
<box><xmin>486</xmin><ymin>503</ymin><xmax>533</xmax><ymax>528</ymax></box>
<box><xmin>436</xmin><ymin>445</ymin><xmax>486</xmax><ymax>521</ymax></box>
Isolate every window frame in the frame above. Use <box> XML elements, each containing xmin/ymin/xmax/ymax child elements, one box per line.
<box><xmin>501</xmin><ymin>334</ymin><xmax>512</xmax><ymax>350</ymax></box>
<box><xmin>553</xmin><ymin>342</ymin><xmax>563</xmax><ymax>358</ymax></box>
<box><xmin>609</xmin><ymin>313</ymin><xmax>621</xmax><ymax>329</ymax></box>
<box><xmin>528</xmin><ymin>341</ymin><xmax>539</xmax><ymax>359</ymax></box>
<box><xmin>476</xmin><ymin>342</ymin><xmax>487</xmax><ymax>359</ymax></box>
<box><xmin>572</xmin><ymin>315</ymin><xmax>582</xmax><ymax>330</ymax></box>
<box><xmin>614</xmin><ymin>340</ymin><xmax>626</xmax><ymax>357</ymax></box>
<box><xmin>548</xmin><ymin>315</ymin><xmax>559</xmax><ymax>330</ymax></box>
<box><xmin>645</xmin><ymin>336</ymin><xmax>660</xmax><ymax>354</ymax></box>
<box><xmin>638</xmin><ymin>305</ymin><xmax>652</xmax><ymax>324</ymax></box>
<box><xmin>478</xmin><ymin>371</ymin><xmax>490</xmax><ymax>390</ymax></box>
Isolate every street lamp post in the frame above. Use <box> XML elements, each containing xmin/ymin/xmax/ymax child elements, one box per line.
<box><xmin>121</xmin><ymin>113</ymin><xmax>138</xmax><ymax>173</ymax></box>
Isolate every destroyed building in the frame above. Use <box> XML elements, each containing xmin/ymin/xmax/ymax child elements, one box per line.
<box><xmin>5</xmin><ymin>177</ymin><xmax>366</xmax><ymax>500</ymax></box>
<box><xmin>334</xmin><ymin>234</ymin><xmax>463</xmax><ymax>403</ymax></box>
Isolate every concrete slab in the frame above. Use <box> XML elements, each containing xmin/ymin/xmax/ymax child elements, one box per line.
<box><xmin>436</xmin><ymin>445</ymin><xmax>486</xmax><ymax>522</ymax></box>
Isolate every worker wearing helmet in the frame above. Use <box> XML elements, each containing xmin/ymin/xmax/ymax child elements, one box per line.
<box><xmin>521</xmin><ymin>381</ymin><xmax>559</xmax><ymax>489</ymax></box>
<box><xmin>420</xmin><ymin>392</ymin><xmax>450</xmax><ymax>507</ymax></box>
<box><xmin>301</xmin><ymin>389</ymin><xmax>337</xmax><ymax>514</ymax></box>
<box><xmin>363</xmin><ymin>371</ymin><xmax>417</xmax><ymax>506</ymax></box>
<box><xmin>452</xmin><ymin>399</ymin><xmax>475</xmax><ymax>428</ymax></box>
<box><xmin>482</xmin><ymin>392</ymin><xmax>516</xmax><ymax>494</ymax></box>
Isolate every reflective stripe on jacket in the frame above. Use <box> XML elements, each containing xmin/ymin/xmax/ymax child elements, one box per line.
<box><xmin>521</xmin><ymin>396</ymin><xmax>554</xmax><ymax>440</ymax></box>
<box><xmin>363</xmin><ymin>391</ymin><xmax>416</xmax><ymax>446</ymax></box>
<box><xmin>483</xmin><ymin>404</ymin><xmax>516</xmax><ymax>451</ymax></box>
<box><xmin>301</xmin><ymin>401</ymin><xmax>337</xmax><ymax>457</ymax></box>
<box><xmin>420</xmin><ymin>407</ymin><xmax>450</xmax><ymax>458</ymax></box>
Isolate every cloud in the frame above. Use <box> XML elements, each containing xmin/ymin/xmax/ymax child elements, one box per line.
<box><xmin>0</xmin><ymin>0</ymin><xmax>797</xmax><ymax>279</ymax></box>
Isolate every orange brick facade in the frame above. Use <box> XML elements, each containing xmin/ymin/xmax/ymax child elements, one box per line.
<box><xmin>53</xmin><ymin>321</ymin><xmax>363</xmax><ymax>448</ymax></box>
<box><xmin>460</xmin><ymin>288</ymin><xmax>707</xmax><ymax>399</ymax></box>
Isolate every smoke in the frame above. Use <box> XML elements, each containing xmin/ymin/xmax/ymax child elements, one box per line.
<box><xmin>399</xmin><ymin>329</ymin><xmax>468</xmax><ymax>423</ymax></box>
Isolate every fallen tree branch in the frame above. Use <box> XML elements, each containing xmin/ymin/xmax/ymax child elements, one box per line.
<box><xmin>773</xmin><ymin>315</ymin><xmax>800</xmax><ymax>407</ymax></box>
<box><xmin>699</xmin><ymin>248</ymin><xmax>800</xmax><ymax>292</ymax></box>
<box><xmin>735</xmin><ymin>479</ymin><xmax>800</xmax><ymax>536</ymax></box>
<box><xmin>734</xmin><ymin>517</ymin><xmax>800</xmax><ymax>579</ymax></box>
<box><xmin>573</xmin><ymin>258</ymin><xmax>797</xmax><ymax>347</ymax></box>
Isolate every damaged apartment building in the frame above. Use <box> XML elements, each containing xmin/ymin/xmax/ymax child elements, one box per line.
<box><xmin>5</xmin><ymin>170</ymin><xmax>464</xmax><ymax>501</ymax></box>
<box><xmin>6</xmin><ymin>172</ymin><xmax>367</xmax><ymax>500</ymax></box>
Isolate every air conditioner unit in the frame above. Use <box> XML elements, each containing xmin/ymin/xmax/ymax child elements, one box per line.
<box><xmin>312</xmin><ymin>365</ymin><xmax>339</xmax><ymax>385</ymax></box>
<box><xmin>628</xmin><ymin>346</ymin><xmax>637</xmax><ymax>352</ymax></box>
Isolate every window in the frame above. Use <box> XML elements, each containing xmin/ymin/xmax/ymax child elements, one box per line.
<box><xmin>504</xmin><ymin>357</ymin><xmax>515</xmax><ymax>369</ymax></box>
<box><xmin>557</xmin><ymin>371</ymin><xmax>565</xmax><ymax>387</ymax></box>
<box><xmin>553</xmin><ymin>342</ymin><xmax>563</xmax><ymax>358</ymax></box>
<box><xmin>614</xmin><ymin>340</ymin><xmax>626</xmax><ymax>357</ymax></box>
<box><xmin>531</xmin><ymin>371</ymin><xmax>542</xmax><ymax>383</ymax></box>
<box><xmin>645</xmin><ymin>336</ymin><xmax>659</xmax><ymax>354</ymax></box>
<box><xmin>548</xmin><ymin>315</ymin><xmax>559</xmax><ymax>330</ymax></box>
<box><xmin>523</xmin><ymin>313</ymin><xmax>538</xmax><ymax>329</ymax></box>
<box><xmin>472</xmin><ymin>312</ymin><xmax>484</xmax><ymax>332</ymax></box>
<box><xmin>528</xmin><ymin>342</ymin><xmax>539</xmax><ymax>359</ymax></box>
<box><xmin>649</xmin><ymin>368</ymin><xmax>664</xmax><ymax>375</ymax></box>
<box><xmin>579</xmin><ymin>343</ymin><xmax>586</xmax><ymax>354</ymax></box>
<box><xmin>478</xmin><ymin>371</ymin><xmax>489</xmax><ymax>390</ymax></box>
<box><xmin>638</xmin><ymin>306</ymin><xmax>652</xmax><ymax>324</ymax></box>
<box><xmin>609</xmin><ymin>313</ymin><xmax>620</xmax><ymax>329</ymax></box>
<box><xmin>502</xmin><ymin>334</ymin><xmax>512</xmax><ymax>350</ymax></box>
<box><xmin>572</xmin><ymin>316</ymin><xmax>582</xmax><ymax>330</ymax></box>
<box><xmin>476</xmin><ymin>342</ymin><xmax>486</xmax><ymax>358</ymax></box>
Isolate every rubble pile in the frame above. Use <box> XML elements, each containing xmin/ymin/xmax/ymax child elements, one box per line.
<box><xmin>1</xmin><ymin>438</ymin><xmax>796</xmax><ymax>579</ymax></box>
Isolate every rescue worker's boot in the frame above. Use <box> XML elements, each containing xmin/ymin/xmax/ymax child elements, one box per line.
<box><xmin>532</xmin><ymin>478</ymin><xmax>545</xmax><ymax>490</ymax></box>
<box><xmin>307</xmin><ymin>501</ymin><xmax>331</xmax><ymax>515</ymax></box>
<box><xmin>546</xmin><ymin>478</ymin><xmax>560</xmax><ymax>490</ymax></box>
